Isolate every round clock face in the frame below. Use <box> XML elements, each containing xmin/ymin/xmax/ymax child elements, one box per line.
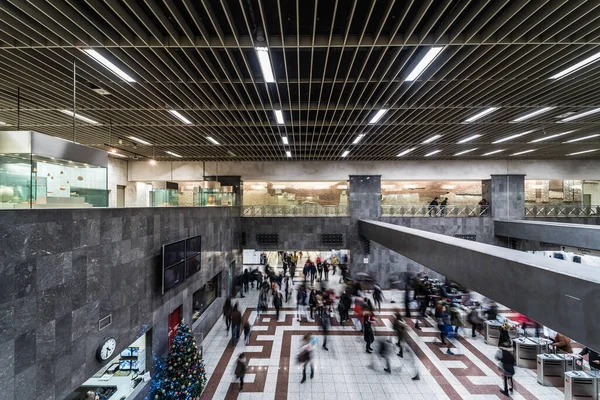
<box><xmin>98</xmin><ymin>338</ymin><xmax>117</xmax><ymax>361</ymax></box>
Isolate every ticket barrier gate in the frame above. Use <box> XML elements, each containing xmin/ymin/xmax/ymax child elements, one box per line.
<box><xmin>564</xmin><ymin>370</ymin><xmax>599</xmax><ymax>400</ymax></box>
<box><xmin>538</xmin><ymin>353</ymin><xmax>580</xmax><ymax>387</ymax></box>
<box><xmin>513</xmin><ymin>337</ymin><xmax>551</xmax><ymax>369</ymax></box>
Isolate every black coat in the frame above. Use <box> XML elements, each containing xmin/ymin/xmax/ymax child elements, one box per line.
<box><xmin>363</xmin><ymin>317</ymin><xmax>374</xmax><ymax>344</ymax></box>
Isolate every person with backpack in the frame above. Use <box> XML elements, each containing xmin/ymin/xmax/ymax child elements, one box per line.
<box><xmin>495</xmin><ymin>346</ymin><xmax>516</xmax><ymax>396</ymax></box>
<box><xmin>235</xmin><ymin>353</ymin><xmax>248</xmax><ymax>392</ymax></box>
<box><xmin>298</xmin><ymin>334</ymin><xmax>314</xmax><ymax>384</ymax></box>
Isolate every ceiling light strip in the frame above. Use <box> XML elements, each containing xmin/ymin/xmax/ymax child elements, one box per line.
<box><xmin>482</xmin><ymin>149</ymin><xmax>505</xmax><ymax>156</ymax></box>
<box><xmin>454</xmin><ymin>148</ymin><xmax>478</xmax><ymax>156</ymax></box>
<box><xmin>567</xmin><ymin>149</ymin><xmax>599</xmax><ymax>156</ymax></box>
<box><xmin>353</xmin><ymin>134</ymin><xmax>365</xmax><ymax>144</ymax></box>
<box><xmin>60</xmin><ymin>110</ymin><xmax>99</xmax><ymax>124</ymax></box>
<box><xmin>510</xmin><ymin>149</ymin><xmax>537</xmax><ymax>156</ymax></box>
<box><xmin>165</xmin><ymin>151</ymin><xmax>182</xmax><ymax>158</ymax></box>
<box><xmin>549</xmin><ymin>51</ymin><xmax>600</xmax><ymax>80</ymax></box>
<box><xmin>255</xmin><ymin>47</ymin><xmax>275</xmax><ymax>83</ymax></box>
<box><xmin>464</xmin><ymin>107</ymin><xmax>499</xmax><ymax>122</ymax></box>
<box><xmin>341</xmin><ymin>150</ymin><xmax>350</xmax><ymax>158</ymax></box>
<box><xmin>83</xmin><ymin>49</ymin><xmax>136</xmax><ymax>82</ymax></box>
<box><xmin>168</xmin><ymin>110</ymin><xmax>192</xmax><ymax>124</ymax></box>
<box><xmin>207</xmin><ymin>136</ymin><xmax>220</xmax><ymax>145</ymax></box>
<box><xmin>422</xmin><ymin>134</ymin><xmax>442</xmax><ymax>144</ymax></box>
<box><xmin>128</xmin><ymin>136</ymin><xmax>152</xmax><ymax>145</ymax></box>
<box><xmin>285</xmin><ymin>151</ymin><xmax>292</xmax><ymax>158</ymax></box>
<box><xmin>424</xmin><ymin>150</ymin><xmax>442</xmax><ymax>157</ymax></box>
<box><xmin>457</xmin><ymin>134</ymin><xmax>481</xmax><ymax>144</ymax></box>
<box><xmin>492</xmin><ymin>130</ymin><xmax>535</xmax><ymax>144</ymax></box>
<box><xmin>397</xmin><ymin>147</ymin><xmax>416</xmax><ymax>157</ymax></box>
<box><xmin>369</xmin><ymin>109</ymin><xmax>388</xmax><ymax>124</ymax></box>
<box><xmin>274</xmin><ymin>110</ymin><xmax>284</xmax><ymax>124</ymax></box>
<box><xmin>560</xmin><ymin>108</ymin><xmax>600</xmax><ymax>122</ymax></box>
<box><xmin>404</xmin><ymin>47</ymin><xmax>444</xmax><ymax>82</ymax></box>
<box><xmin>282</xmin><ymin>136</ymin><xmax>289</xmax><ymax>145</ymax></box>
<box><xmin>529</xmin><ymin>131</ymin><xmax>573</xmax><ymax>143</ymax></box>
<box><xmin>511</xmin><ymin>107</ymin><xmax>554</xmax><ymax>122</ymax></box>
<box><xmin>564</xmin><ymin>134</ymin><xmax>600</xmax><ymax>143</ymax></box>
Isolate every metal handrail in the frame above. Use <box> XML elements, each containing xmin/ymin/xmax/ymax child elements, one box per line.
<box><xmin>524</xmin><ymin>204</ymin><xmax>600</xmax><ymax>217</ymax></box>
<box><xmin>381</xmin><ymin>204</ymin><xmax>490</xmax><ymax>217</ymax></box>
<box><xmin>241</xmin><ymin>204</ymin><xmax>349</xmax><ymax>217</ymax></box>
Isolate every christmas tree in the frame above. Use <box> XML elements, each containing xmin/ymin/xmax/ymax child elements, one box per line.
<box><xmin>150</xmin><ymin>321</ymin><xmax>207</xmax><ymax>399</ymax></box>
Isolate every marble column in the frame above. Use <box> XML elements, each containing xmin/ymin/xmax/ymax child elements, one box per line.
<box><xmin>348</xmin><ymin>175</ymin><xmax>381</xmax><ymax>278</ymax></box>
<box><xmin>490</xmin><ymin>174</ymin><xmax>526</xmax><ymax>219</ymax></box>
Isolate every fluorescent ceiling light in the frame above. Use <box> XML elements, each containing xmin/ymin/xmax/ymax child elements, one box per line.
<box><xmin>457</xmin><ymin>134</ymin><xmax>481</xmax><ymax>144</ymax></box>
<box><xmin>454</xmin><ymin>148</ymin><xmax>478</xmax><ymax>156</ymax></box>
<box><xmin>549</xmin><ymin>51</ymin><xmax>600</xmax><ymax>80</ymax></box>
<box><xmin>405</xmin><ymin>47</ymin><xmax>444</xmax><ymax>82</ymax></box>
<box><xmin>108</xmin><ymin>150</ymin><xmax>127</xmax><ymax>158</ymax></box>
<box><xmin>285</xmin><ymin>151</ymin><xmax>292</xmax><ymax>158</ymax></box>
<box><xmin>397</xmin><ymin>147</ymin><xmax>416</xmax><ymax>157</ymax></box>
<box><xmin>206</xmin><ymin>136</ymin><xmax>220</xmax><ymax>145</ymax></box>
<box><xmin>255</xmin><ymin>47</ymin><xmax>275</xmax><ymax>83</ymax></box>
<box><xmin>560</xmin><ymin>108</ymin><xmax>600</xmax><ymax>122</ymax></box>
<box><xmin>83</xmin><ymin>49</ymin><xmax>136</xmax><ymax>82</ymax></box>
<box><xmin>353</xmin><ymin>134</ymin><xmax>365</xmax><ymax>144</ymax></box>
<box><xmin>567</xmin><ymin>149</ymin><xmax>599</xmax><ymax>156</ymax></box>
<box><xmin>227</xmin><ymin>150</ymin><xmax>237</xmax><ymax>157</ymax></box>
<box><xmin>510</xmin><ymin>149</ymin><xmax>537</xmax><ymax>156</ymax></box>
<box><xmin>369</xmin><ymin>109</ymin><xmax>388</xmax><ymax>124</ymax></box>
<box><xmin>424</xmin><ymin>150</ymin><xmax>442</xmax><ymax>157</ymax></box>
<box><xmin>274</xmin><ymin>110</ymin><xmax>284</xmax><ymax>124</ymax></box>
<box><xmin>282</xmin><ymin>136</ymin><xmax>289</xmax><ymax>145</ymax></box>
<box><xmin>168</xmin><ymin>110</ymin><xmax>192</xmax><ymax>124</ymax></box>
<box><xmin>336</xmin><ymin>185</ymin><xmax>348</xmax><ymax>189</ymax></box>
<box><xmin>529</xmin><ymin>131</ymin><xmax>573</xmax><ymax>143</ymax></box>
<box><xmin>511</xmin><ymin>107</ymin><xmax>554</xmax><ymax>122</ymax></box>
<box><xmin>128</xmin><ymin>136</ymin><xmax>151</xmax><ymax>145</ymax></box>
<box><xmin>422</xmin><ymin>134</ymin><xmax>442</xmax><ymax>144</ymax></box>
<box><xmin>464</xmin><ymin>107</ymin><xmax>499</xmax><ymax>122</ymax></box>
<box><xmin>482</xmin><ymin>149</ymin><xmax>505</xmax><ymax>156</ymax></box>
<box><xmin>492</xmin><ymin>130</ymin><xmax>535</xmax><ymax>144</ymax></box>
<box><xmin>0</xmin><ymin>121</ymin><xmax>6</xmax><ymax>125</ymax></box>
<box><xmin>60</xmin><ymin>110</ymin><xmax>99</xmax><ymax>124</ymax></box>
<box><xmin>165</xmin><ymin>151</ymin><xmax>182</xmax><ymax>158</ymax></box>
<box><xmin>341</xmin><ymin>150</ymin><xmax>350</xmax><ymax>158</ymax></box>
<box><xmin>564</xmin><ymin>134</ymin><xmax>600</xmax><ymax>143</ymax></box>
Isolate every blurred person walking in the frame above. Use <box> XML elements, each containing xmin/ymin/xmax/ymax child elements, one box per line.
<box><xmin>231</xmin><ymin>303</ymin><xmax>242</xmax><ymax>346</ymax></box>
<box><xmin>364</xmin><ymin>312</ymin><xmax>375</xmax><ymax>353</ymax></box>
<box><xmin>235</xmin><ymin>353</ymin><xmax>248</xmax><ymax>392</ymax></box>
<box><xmin>373</xmin><ymin>284</ymin><xmax>384</xmax><ymax>312</ymax></box>
<box><xmin>495</xmin><ymin>345</ymin><xmax>516</xmax><ymax>396</ymax></box>
<box><xmin>392</xmin><ymin>311</ymin><xmax>420</xmax><ymax>380</ymax></box>
<box><xmin>309</xmin><ymin>289</ymin><xmax>317</xmax><ymax>320</ymax></box>
<box><xmin>273</xmin><ymin>290</ymin><xmax>283</xmax><ymax>321</ymax></box>
<box><xmin>299</xmin><ymin>334</ymin><xmax>314</xmax><ymax>384</ymax></box>
<box><xmin>223</xmin><ymin>296</ymin><xmax>232</xmax><ymax>332</ymax></box>
<box><xmin>320</xmin><ymin>314</ymin><xmax>330</xmax><ymax>351</ymax></box>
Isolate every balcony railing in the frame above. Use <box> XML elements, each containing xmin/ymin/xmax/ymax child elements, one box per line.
<box><xmin>525</xmin><ymin>204</ymin><xmax>600</xmax><ymax>218</ymax></box>
<box><xmin>381</xmin><ymin>204</ymin><xmax>490</xmax><ymax>217</ymax></box>
<box><xmin>242</xmin><ymin>204</ymin><xmax>349</xmax><ymax>217</ymax></box>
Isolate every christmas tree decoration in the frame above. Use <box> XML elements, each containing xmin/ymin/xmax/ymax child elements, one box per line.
<box><xmin>150</xmin><ymin>321</ymin><xmax>206</xmax><ymax>399</ymax></box>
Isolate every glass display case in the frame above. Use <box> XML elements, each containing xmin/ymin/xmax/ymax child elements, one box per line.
<box><xmin>0</xmin><ymin>131</ymin><xmax>108</xmax><ymax>208</ymax></box>
<box><xmin>195</xmin><ymin>181</ymin><xmax>221</xmax><ymax>206</ymax></box>
<box><xmin>151</xmin><ymin>189</ymin><xmax>179</xmax><ymax>207</ymax></box>
<box><xmin>220</xmin><ymin>186</ymin><xmax>235</xmax><ymax>206</ymax></box>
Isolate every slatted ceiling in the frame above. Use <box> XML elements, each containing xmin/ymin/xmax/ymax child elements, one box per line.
<box><xmin>0</xmin><ymin>3</ymin><xmax>599</xmax><ymax>161</ymax></box>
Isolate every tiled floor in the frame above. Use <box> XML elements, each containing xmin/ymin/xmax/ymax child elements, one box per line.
<box><xmin>200</xmin><ymin>272</ymin><xmax>565</xmax><ymax>400</ymax></box>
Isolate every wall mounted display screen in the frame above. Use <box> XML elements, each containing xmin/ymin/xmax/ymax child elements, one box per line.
<box><xmin>163</xmin><ymin>261</ymin><xmax>185</xmax><ymax>293</ymax></box>
<box><xmin>120</xmin><ymin>347</ymin><xmax>139</xmax><ymax>358</ymax></box>
<box><xmin>186</xmin><ymin>253</ymin><xmax>201</xmax><ymax>279</ymax></box>
<box><xmin>186</xmin><ymin>235</ymin><xmax>201</xmax><ymax>258</ymax></box>
<box><xmin>163</xmin><ymin>240</ymin><xmax>185</xmax><ymax>267</ymax></box>
<box><xmin>119</xmin><ymin>360</ymin><xmax>140</xmax><ymax>371</ymax></box>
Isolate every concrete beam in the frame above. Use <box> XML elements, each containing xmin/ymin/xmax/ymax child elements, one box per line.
<box><xmin>359</xmin><ymin>220</ymin><xmax>600</xmax><ymax>350</ymax></box>
<box><xmin>495</xmin><ymin>219</ymin><xmax>600</xmax><ymax>251</ymax></box>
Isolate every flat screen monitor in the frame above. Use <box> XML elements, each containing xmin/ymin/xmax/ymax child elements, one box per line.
<box><xmin>131</xmin><ymin>360</ymin><xmax>139</xmax><ymax>370</ymax></box>
<box><xmin>186</xmin><ymin>235</ymin><xmax>201</xmax><ymax>258</ymax></box>
<box><xmin>163</xmin><ymin>240</ymin><xmax>185</xmax><ymax>268</ymax></box>
<box><xmin>119</xmin><ymin>360</ymin><xmax>132</xmax><ymax>370</ymax></box>
<box><xmin>185</xmin><ymin>253</ymin><xmax>201</xmax><ymax>279</ymax></box>
<box><xmin>163</xmin><ymin>261</ymin><xmax>185</xmax><ymax>293</ymax></box>
<box><xmin>120</xmin><ymin>347</ymin><xmax>139</xmax><ymax>357</ymax></box>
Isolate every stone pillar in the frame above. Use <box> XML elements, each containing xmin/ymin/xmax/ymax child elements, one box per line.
<box><xmin>348</xmin><ymin>175</ymin><xmax>381</xmax><ymax>278</ymax></box>
<box><xmin>490</xmin><ymin>174</ymin><xmax>526</xmax><ymax>219</ymax></box>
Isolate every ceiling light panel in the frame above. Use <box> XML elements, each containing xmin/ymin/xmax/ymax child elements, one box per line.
<box><xmin>549</xmin><ymin>51</ymin><xmax>600</xmax><ymax>80</ymax></box>
<box><xmin>397</xmin><ymin>148</ymin><xmax>416</xmax><ymax>157</ymax></box>
<box><xmin>529</xmin><ymin>131</ymin><xmax>574</xmax><ymax>143</ymax></box>
<box><xmin>422</xmin><ymin>134</ymin><xmax>442</xmax><ymax>144</ymax></box>
<box><xmin>274</xmin><ymin>110</ymin><xmax>284</xmax><ymax>124</ymax></box>
<box><xmin>424</xmin><ymin>150</ymin><xmax>442</xmax><ymax>157</ymax></box>
<box><xmin>60</xmin><ymin>110</ymin><xmax>99</xmax><ymax>124</ymax></box>
<box><xmin>0</xmin><ymin>121</ymin><xmax>7</xmax><ymax>125</ymax></box>
<box><xmin>482</xmin><ymin>149</ymin><xmax>505</xmax><ymax>156</ymax></box>
<box><xmin>457</xmin><ymin>134</ymin><xmax>481</xmax><ymax>144</ymax></box>
<box><xmin>168</xmin><ymin>110</ymin><xmax>192</xmax><ymax>124</ymax></box>
<box><xmin>454</xmin><ymin>148</ymin><xmax>478</xmax><ymax>156</ymax></box>
<box><xmin>108</xmin><ymin>150</ymin><xmax>127</xmax><ymax>158</ymax></box>
<box><xmin>567</xmin><ymin>149</ymin><xmax>598</xmax><ymax>156</ymax></box>
<box><xmin>369</xmin><ymin>109</ymin><xmax>388</xmax><ymax>124</ymax></box>
<box><xmin>511</xmin><ymin>107</ymin><xmax>554</xmax><ymax>122</ymax></box>
<box><xmin>341</xmin><ymin>150</ymin><xmax>350</xmax><ymax>158</ymax></box>
<box><xmin>353</xmin><ymin>134</ymin><xmax>365</xmax><ymax>144</ymax></box>
<box><xmin>128</xmin><ymin>136</ymin><xmax>152</xmax><ymax>145</ymax></box>
<box><xmin>83</xmin><ymin>49</ymin><xmax>136</xmax><ymax>82</ymax></box>
<box><xmin>286</xmin><ymin>151</ymin><xmax>292</xmax><ymax>158</ymax></box>
<box><xmin>464</xmin><ymin>107</ymin><xmax>499</xmax><ymax>122</ymax></box>
<box><xmin>492</xmin><ymin>130</ymin><xmax>535</xmax><ymax>144</ymax></box>
<box><xmin>564</xmin><ymin>134</ymin><xmax>600</xmax><ymax>143</ymax></box>
<box><xmin>560</xmin><ymin>108</ymin><xmax>600</xmax><ymax>122</ymax></box>
<box><xmin>282</xmin><ymin>136</ymin><xmax>289</xmax><ymax>145</ymax></box>
<box><xmin>255</xmin><ymin>47</ymin><xmax>275</xmax><ymax>83</ymax></box>
<box><xmin>405</xmin><ymin>47</ymin><xmax>444</xmax><ymax>82</ymax></box>
<box><xmin>165</xmin><ymin>151</ymin><xmax>182</xmax><ymax>158</ymax></box>
<box><xmin>207</xmin><ymin>136</ymin><xmax>220</xmax><ymax>145</ymax></box>
<box><xmin>510</xmin><ymin>149</ymin><xmax>537</xmax><ymax>156</ymax></box>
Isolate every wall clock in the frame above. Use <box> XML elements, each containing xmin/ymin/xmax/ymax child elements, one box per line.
<box><xmin>96</xmin><ymin>337</ymin><xmax>117</xmax><ymax>361</ymax></box>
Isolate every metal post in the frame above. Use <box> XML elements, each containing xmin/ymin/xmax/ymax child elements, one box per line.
<box><xmin>73</xmin><ymin>60</ymin><xmax>76</xmax><ymax>142</ymax></box>
<box><xmin>17</xmin><ymin>87</ymin><xmax>20</xmax><ymax>130</ymax></box>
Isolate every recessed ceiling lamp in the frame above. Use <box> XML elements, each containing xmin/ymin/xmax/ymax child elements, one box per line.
<box><xmin>282</xmin><ymin>136</ymin><xmax>289</xmax><ymax>145</ymax></box>
<box><xmin>274</xmin><ymin>110</ymin><xmax>284</xmax><ymax>124</ymax></box>
<box><xmin>60</xmin><ymin>110</ymin><xmax>99</xmax><ymax>124</ymax></box>
<box><xmin>353</xmin><ymin>134</ymin><xmax>365</xmax><ymax>144</ymax></box>
<box><xmin>464</xmin><ymin>107</ymin><xmax>499</xmax><ymax>122</ymax></box>
<box><xmin>559</xmin><ymin>108</ymin><xmax>600</xmax><ymax>122</ymax></box>
<box><xmin>168</xmin><ymin>110</ymin><xmax>192</xmax><ymax>124</ymax></box>
<box><xmin>482</xmin><ymin>149</ymin><xmax>505</xmax><ymax>156</ymax></box>
<box><xmin>454</xmin><ymin>148</ymin><xmax>478</xmax><ymax>156</ymax></box>
<box><xmin>424</xmin><ymin>150</ymin><xmax>442</xmax><ymax>157</ymax></box>
<box><xmin>397</xmin><ymin>147</ymin><xmax>416</xmax><ymax>157</ymax></box>
<box><xmin>341</xmin><ymin>150</ymin><xmax>350</xmax><ymax>158</ymax></box>
<box><xmin>128</xmin><ymin>136</ymin><xmax>152</xmax><ymax>145</ymax></box>
<box><xmin>567</xmin><ymin>149</ymin><xmax>599</xmax><ymax>156</ymax></box>
<box><xmin>564</xmin><ymin>134</ymin><xmax>600</xmax><ymax>143</ymax></box>
<box><xmin>422</xmin><ymin>134</ymin><xmax>442</xmax><ymax>144</ymax></box>
<box><xmin>207</xmin><ymin>136</ymin><xmax>220</xmax><ymax>145</ymax></box>
<box><xmin>511</xmin><ymin>107</ymin><xmax>554</xmax><ymax>122</ymax></box>
<box><xmin>529</xmin><ymin>131</ymin><xmax>574</xmax><ymax>143</ymax></box>
<box><xmin>83</xmin><ymin>49</ymin><xmax>136</xmax><ymax>82</ymax></box>
<box><xmin>285</xmin><ymin>151</ymin><xmax>292</xmax><ymax>158</ymax></box>
<box><xmin>255</xmin><ymin>47</ymin><xmax>275</xmax><ymax>83</ymax></box>
<box><xmin>492</xmin><ymin>130</ymin><xmax>535</xmax><ymax>144</ymax></box>
<box><xmin>510</xmin><ymin>149</ymin><xmax>537</xmax><ymax>156</ymax></box>
<box><xmin>549</xmin><ymin>51</ymin><xmax>600</xmax><ymax>80</ymax></box>
<box><xmin>165</xmin><ymin>151</ymin><xmax>182</xmax><ymax>158</ymax></box>
<box><xmin>369</xmin><ymin>109</ymin><xmax>388</xmax><ymax>124</ymax></box>
<box><xmin>404</xmin><ymin>47</ymin><xmax>444</xmax><ymax>81</ymax></box>
<box><xmin>457</xmin><ymin>134</ymin><xmax>481</xmax><ymax>144</ymax></box>
<box><xmin>108</xmin><ymin>150</ymin><xmax>127</xmax><ymax>158</ymax></box>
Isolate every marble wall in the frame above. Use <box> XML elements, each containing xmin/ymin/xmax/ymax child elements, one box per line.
<box><xmin>0</xmin><ymin>206</ymin><xmax>241</xmax><ymax>400</ymax></box>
